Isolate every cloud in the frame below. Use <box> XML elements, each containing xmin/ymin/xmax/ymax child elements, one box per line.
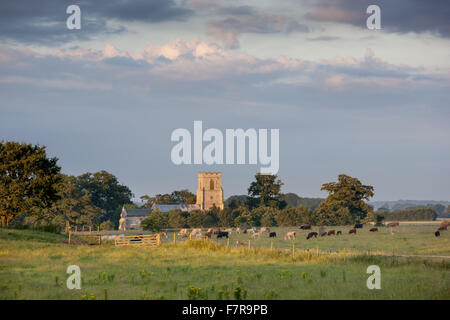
<box><xmin>1</xmin><ymin>39</ymin><xmax>447</xmax><ymax>94</ymax></box>
<box><xmin>0</xmin><ymin>0</ymin><xmax>192</xmax><ymax>46</ymax></box>
<box><xmin>305</xmin><ymin>0</ymin><xmax>450</xmax><ymax>38</ymax></box>
<box><xmin>206</xmin><ymin>6</ymin><xmax>309</xmax><ymax>48</ymax></box>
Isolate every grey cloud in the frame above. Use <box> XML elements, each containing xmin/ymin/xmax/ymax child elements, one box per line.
<box><xmin>0</xmin><ymin>0</ymin><xmax>192</xmax><ymax>46</ymax></box>
<box><xmin>207</xmin><ymin>6</ymin><xmax>309</xmax><ymax>48</ymax></box>
<box><xmin>305</xmin><ymin>0</ymin><xmax>450</xmax><ymax>38</ymax></box>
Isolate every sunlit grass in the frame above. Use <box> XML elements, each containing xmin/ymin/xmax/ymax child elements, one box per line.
<box><xmin>0</xmin><ymin>228</ymin><xmax>449</xmax><ymax>300</ymax></box>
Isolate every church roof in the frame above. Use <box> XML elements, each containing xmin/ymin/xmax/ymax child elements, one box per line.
<box><xmin>152</xmin><ymin>204</ymin><xmax>200</xmax><ymax>213</ymax></box>
<box><xmin>124</xmin><ymin>208</ymin><xmax>152</xmax><ymax>217</ymax></box>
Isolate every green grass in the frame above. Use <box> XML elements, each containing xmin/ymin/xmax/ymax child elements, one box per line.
<box><xmin>166</xmin><ymin>225</ymin><xmax>450</xmax><ymax>256</ymax></box>
<box><xmin>0</xmin><ymin>227</ymin><xmax>449</xmax><ymax>300</ymax></box>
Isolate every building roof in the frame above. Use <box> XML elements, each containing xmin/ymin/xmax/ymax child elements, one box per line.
<box><xmin>124</xmin><ymin>208</ymin><xmax>152</xmax><ymax>217</ymax></box>
<box><xmin>152</xmin><ymin>204</ymin><xmax>200</xmax><ymax>212</ymax></box>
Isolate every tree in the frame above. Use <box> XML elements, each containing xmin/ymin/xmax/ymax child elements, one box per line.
<box><xmin>217</xmin><ymin>207</ymin><xmax>235</xmax><ymax>227</ymax></box>
<box><xmin>247</xmin><ymin>173</ymin><xmax>286</xmax><ymax>209</ymax></box>
<box><xmin>141</xmin><ymin>209</ymin><xmax>168</xmax><ymax>232</ymax></box>
<box><xmin>41</xmin><ymin>175</ymin><xmax>102</xmax><ymax>229</ymax></box>
<box><xmin>257</xmin><ymin>207</ymin><xmax>278</xmax><ymax>227</ymax></box>
<box><xmin>168</xmin><ymin>209</ymin><xmax>186</xmax><ymax>228</ymax></box>
<box><xmin>0</xmin><ymin>141</ymin><xmax>62</xmax><ymax>227</ymax></box>
<box><xmin>73</xmin><ymin>171</ymin><xmax>133</xmax><ymax>227</ymax></box>
<box><xmin>141</xmin><ymin>190</ymin><xmax>196</xmax><ymax>208</ymax></box>
<box><xmin>170</xmin><ymin>190</ymin><xmax>196</xmax><ymax>204</ymax></box>
<box><xmin>187</xmin><ymin>210</ymin><xmax>206</xmax><ymax>228</ymax></box>
<box><xmin>313</xmin><ymin>174</ymin><xmax>374</xmax><ymax>225</ymax></box>
<box><xmin>100</xmin><ymin>220</ymin><xmax>114</xmax><ymax>231</ymax></box>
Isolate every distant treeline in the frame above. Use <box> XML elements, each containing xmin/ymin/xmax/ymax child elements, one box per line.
<box><xmin>224</xmin><ymin>193</ymin><xmax>324</xmax><ymax>211</ymax></box>
<box><xmin>378</xmin><ymin>206</ymin><xmax>438</xmax><ymax>221</ymax></box>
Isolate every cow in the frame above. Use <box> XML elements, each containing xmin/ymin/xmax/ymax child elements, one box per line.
<box><xmin>269</xmin><ymin>232</ymin><xmax>277</xmax><ymax>238</ymax></box>
<box><xmin>320</xmin><ymin>232</ymin><xmax>327</xmax><ymax>237</ymax></box>
<box><xmin>246</xmin><ymin>227</ymin><xmax>257</xmax><ymax>234</ymax></box>
<box><xmin>336</xmin><ymin>231</ymin><xmax>342</xmax><ymax>235</ymax></box>
<box><xmin>260</xmin><ymin>227</ymin><xmax>270</xmax><ymax>233</ymax></box>
<box><xmin>236</xmin><ymin>227</ymin><xmax>241</xmax><ymax>234</ymax></box>
<box><xmin>440</xmin><ymin>221</ymin><xmax>449</xmax><ymax>228</ymax></box>
<box><xmin>284</xmin><ymin>231</ymin><xmax>296</xmax><ymax>240</ymax></box>
<box><xmin>327</xmin><ymin>230</ymin><xmax>335</xmax><ymax>236</ymax></box>
<box><xmin>190</xmin><ymin>228</ymin><xmax>202</xmax><ymax>239</ymax></box>
<box><xmin>217</xmin><ymin>231</ymin><xmax>229</xmax><ymax>238</ymax></box>
<box><xmin>386</xmin><ymin>222</ymin><xmax>400</xmax><ymax>228</ymax></box>
<box><xmin>212</xmin><ymin>227</ymin><xmax>222</xmax><ymax>235</ymax></box>
<box><xmin>178</xmin><ymin>228</ymin><xmax>189</xmax><ymax>237</ymax></box>
<box><xmin>224</xmin><ymin>228</ymin><xmax>233</xmax><ymax>234</ymax></box>
<box><xmin>369</xmin><ymin>227</ymin><xmax>378</xmax><ymax>232</ymax></box>
<box><xmin>435</xmin><ymin>231</ymin><xmax>440</xmax><ymax>237</ymax></box>
<box><xmin>252</xmin><ymin>232</ymin><xmax>261</xmax><ymax>239</ymax></box>
<box><xmin>300</xmin><ymin>224</ymin><xmax>311</xmax><ymax>230</ymax></box>
<box><xmin>349</xmin><ymin>228</ymin><xmax>357</xmax><ymax>235</ymax></box>
<box><xmin>438</xmin><ymin>226</ymin><xmax>447</xmax><ymax>231</ymax></box>
<box><xmin>157</xmin><ymin>231</ymin><xmax>168</xmax><ymax>238</ymax></box>
<box><xmin>235</xmin><ymin>240</ymin><xmax>245</xmax><ymax>247</ymax></box>
<box><xmin>306</xmin><ymin>232</ymin><xmax>318</xmax><ymax>240</ymax></box>
<box><xmin>205</xmin><ymin>231</ymin><xmax>213</xmax><ymax>239</ymax></box>
<box><xmin>354</xmin><ymin>223</ymin><xmax>363</xmax><ymax>229</ymax></box>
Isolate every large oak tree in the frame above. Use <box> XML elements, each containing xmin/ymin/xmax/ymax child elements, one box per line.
<box><xmin>0</xmin><ymin>141</ymin><xmax>62</xmax><ymax>226</ymax></box>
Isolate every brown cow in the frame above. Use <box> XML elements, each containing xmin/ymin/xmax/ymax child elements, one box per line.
<box><xmin>386</xmin><ymin>222</ymin><xmax>400</xmax><ymax>228</ymax></box>
<box><xmin>349</xmin><ymin>228</ymin><xmax>357</xmax><ymax>234</ymax></box>
<box><xmin>320</xmin><ymin>232</ymin><xmax>327</xmax><ymax>237</ymax></box>
<box><xmin>205</xmin><ymin>231</ymin><xmax>213</xmax><ymax>239</ymax></box>
<box><xmin>438</xmin><ymin>226</ymin><xmax>447</xmax><ymax>231</ymax></box>
<box><xmin>327</xmin><ymin>230</ymin><xmax>335</xmax><ymax>236</ymax></box>
<box><xmin>370</xmin><ymin>227</ymin><xmax>378</xmax><ymax>232</ymax></box>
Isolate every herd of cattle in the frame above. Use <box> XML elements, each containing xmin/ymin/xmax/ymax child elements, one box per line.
<box><xmin>175</xmin><ymin>220</ymin><xmax>449</xmax><ymax>242</ymax></box>
<box><xmin>100</xmin><ymin>220</ymin><xmax>448</xmax><ymax>243</ymax></box>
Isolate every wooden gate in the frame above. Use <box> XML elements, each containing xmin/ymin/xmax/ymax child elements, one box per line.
<box><xmin>114</xmin><ymin>234</ymin><xmax>161</xmax><ymax>247</ymax></box>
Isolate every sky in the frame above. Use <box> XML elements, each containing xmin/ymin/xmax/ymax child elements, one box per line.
<box><xmin>1</xmin><ymin>0</ymin><xmax>450</xmax><ymax>202</ymax></box>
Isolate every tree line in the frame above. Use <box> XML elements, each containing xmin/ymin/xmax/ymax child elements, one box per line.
<box><xmin>3</xmin><ymin>141</ymin><xmax>446</xmax><ymax>232</ymax></box>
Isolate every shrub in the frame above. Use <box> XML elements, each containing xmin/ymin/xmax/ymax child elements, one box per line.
<box><xmin>100</xmin><ymin>220</ymin><xmax>114</xmax><ymax>231</ymax></box>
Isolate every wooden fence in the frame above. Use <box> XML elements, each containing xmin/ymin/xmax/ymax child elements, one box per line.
<box><xmin>115</xmin><ymin>234</ymin><xmax>161</xmax><ymax>247</ymax></box>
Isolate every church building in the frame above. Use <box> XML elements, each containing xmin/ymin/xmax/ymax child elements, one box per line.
<box><xmin>119</xmin><ymin>172</ymin><xmax>224</xmax><ymax>230</ymax></box>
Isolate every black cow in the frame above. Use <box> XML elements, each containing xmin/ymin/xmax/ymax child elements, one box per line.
<box><xmin>354</xmin><ymin>223</ymin><xmax>363</xmax><ymax>229</ymax></box>
<box><xmin>269</xmin><ymin>232</ymin><xmax>277</xmax><ymax>238</ymax></box>
<box><xmin>217</xmin><ymin>231</ymin><xmax>229</xmax><ymax>238</ymax></box>
<box><xmin>435</xmin><ymin>231</ymin><xmax>440</xmax><ymax>237</ymax></box>
<box><xmin>336</xmin><ymin>231</ymin><xmax>342</xmax><ymax>235</ymax></box>
<box><xmin>300</xmin><ymin>224</ymin><xmax>311</xmax><ymax>230</ymax></box>
<box><xmin>306</xmin><ymin>232</ymin><xmax>318</xmax><ymax>240</ymax></box>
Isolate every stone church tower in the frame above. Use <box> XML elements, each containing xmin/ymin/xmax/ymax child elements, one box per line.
<box><xmin>196</xmin><ymin>172</ymin><xmax>224</xmax><ymax>211</ymax></box>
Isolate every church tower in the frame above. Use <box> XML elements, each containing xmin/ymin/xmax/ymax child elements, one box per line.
<box><xmin>196</xmin><ymin>172</ymin><xmax>224</xmax><ymax>211</ymax></box>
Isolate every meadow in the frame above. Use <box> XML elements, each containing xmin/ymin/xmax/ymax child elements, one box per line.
<box><xmin>0</xmin><ymin>226</ymin><xmax>448</xmax><ymax>300</ymax></box>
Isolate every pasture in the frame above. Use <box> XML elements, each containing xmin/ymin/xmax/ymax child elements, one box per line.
<box><xmin>0</xmin><ymin>226</ymin><xmax>449</xmax><ymax>300</ymax></box>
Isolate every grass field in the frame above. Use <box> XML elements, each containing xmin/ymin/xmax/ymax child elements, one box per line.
<box><xmin>0</xmin><ymin>227</ymin><xmax>449</xmax><ymax>300</ymax></box>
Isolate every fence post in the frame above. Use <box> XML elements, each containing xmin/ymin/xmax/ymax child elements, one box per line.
<box><xmin>248</xmin><ymin>240</ymin><xmax>251</xmax><ymax>251</ymax></box>
<box><xmin>344</xmin><ymin>248</ymin><xmax>346</xmax><ymax>262</ymax></box>
<box><xmin>317</xmin><ymin>246</ymin><xmax>319</xmax><ymax>257</ymax></box>
<box><xmin>157</xmin><ymin>234</ymin><xmax>161</xmax><ymax>246</ymax></box>
<box><xmin>270</xmin><ymin>241</ymin><xmax>273</xmax><ymax>252</ymax></box>
<box><xmin>227</xmin><ymin>238</ymin><xmax>229</xmax><ymax>250</ymax></box>
<box><xmin>97</xmin><ymin>226</ymin><xmax>99</xmax><ymax>232</ymax></box>
<box><xmin>68</xmin><ymin>230</ymin><xmax>71</xmax><ymax>244</ymax></box>
<box><xmin>190</xmin><ymin>233</ymin><xmax>192</xmax><ymax>240</ymax></box>
<box><xmin>292</xmin><ymin>243</ymin><xmax>295</xmax><ymax>260</ymax></box>
<box><xmin>173</xmin><ymin>233</ymin><xmax>176</xmax><ymax>244</ymax></box>
<box><xmin>89</xmin><ymin>226</ymin><xmax>92</xmax><ymax>233</ymax></box>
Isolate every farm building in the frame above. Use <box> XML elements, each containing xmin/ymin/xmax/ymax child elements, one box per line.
<box><xmin>119</xmin><ymin>204</ymin><xmax>202</xmax><ymax>230</ymax></box>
